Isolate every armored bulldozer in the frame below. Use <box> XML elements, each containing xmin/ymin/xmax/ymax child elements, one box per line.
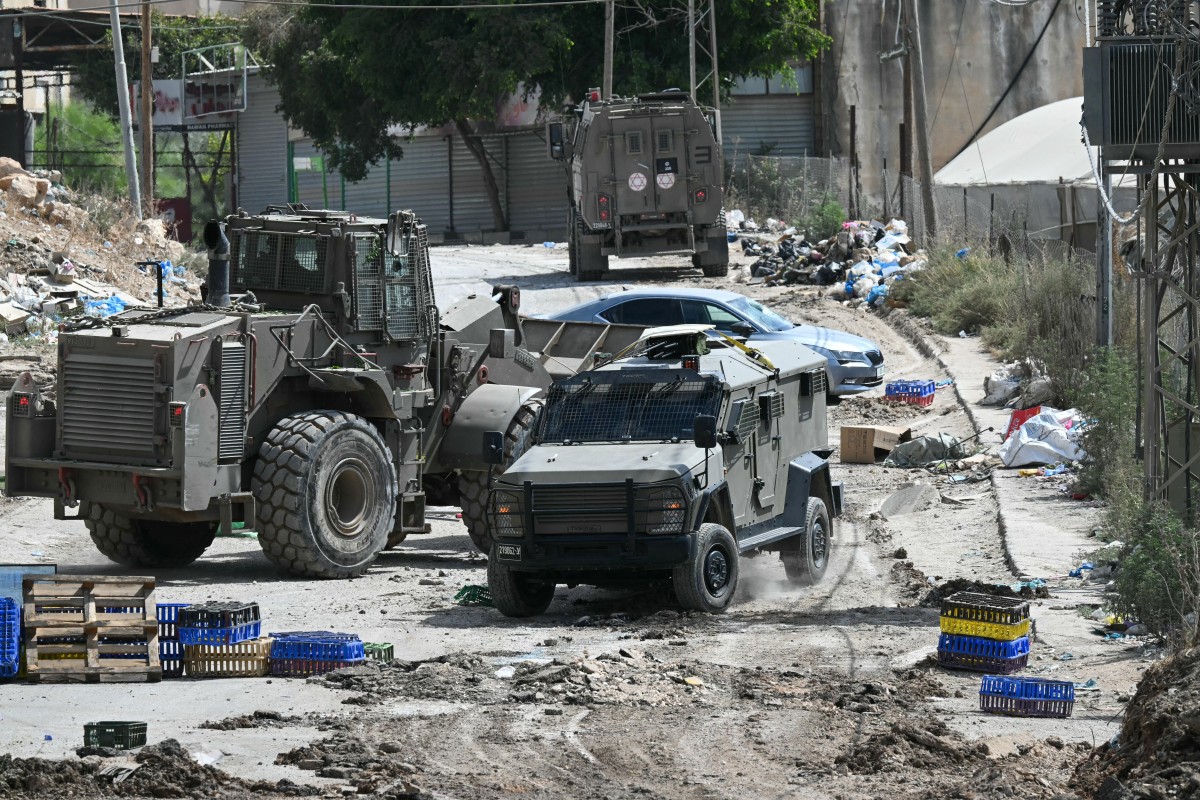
<box><xmin>482</xmin><ymin>325</ymin><xmax>844</xmax><ymax>616</ymax></box>
<box><xmin>4</xmin><ymin>206</ymin><xmax>646</xmax><ymax>578</ymax></box>
<box><xmin>546</xmin><ymin>89</ymin><xmax>729</xmax><ymax>282</ymax></box>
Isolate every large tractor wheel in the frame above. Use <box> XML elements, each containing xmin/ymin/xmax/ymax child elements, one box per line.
<box><xmin>459</xmin><ymin>399</ymin><xmax>542</xmax><ymax>554</ymax></box>
<box><xmin>252</xmin><ymin>411</ymin><xmax>396</xmax><ymax>579</ymax></box>
<box><xmin>83</xmin><ymin>501</ymin><xmax>217</xmax><ymax>569</ymax></box>
<box><xmin>573</xmin><ymin>216</ymin><xmax>608</xmax><ymax>282</ymax></box>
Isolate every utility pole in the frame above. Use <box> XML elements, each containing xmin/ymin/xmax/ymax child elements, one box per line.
<box><xmin>140</xmin><ymin>1</ymin><xmax>153</xmax><ymax>209</ymax></box>
<box><xmin>1096</xmin><ymin>168</ymin><xmax>1113</xmax><ymax>347</ymax></box>
<box><xmin>902</xmin><ymin>0</ymin><xmax>936</xmax><ymax>240</ymax></box>
<box><xmin>707</xmin><ymin>0</ymin><xmax>721</xmax><ymax>146</ymax></box>
<box><xmin>602</xmin><ymin>0</ymin><xmax>614</xmax><ymax>98</ymax></box>
<box><xmin>688</xmin><ymin>0</ymin><xmax>696</xmax><ymax>98</ymax></box>
<box><xmin>109</xmin><ymin>0</ymin><xmax>142</xmax><ymax>218</ymax></box>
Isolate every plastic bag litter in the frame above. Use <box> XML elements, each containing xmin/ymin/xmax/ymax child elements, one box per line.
<box><xmin>997</xmin><ymin>408</ymin><xmax>1086</xmax><ymax>468</ymax></box>
<box><xmin>983</xmin><ymin>367</ymin><xmax>1022</xmax><ymax>406</ymax></box>
<box><xmin>84</xmin><ymin>295</ymin><xmax>126</xmax><ymax>318</ymax></box>
<box><xmin>726</xmin><ymin>209</ymin><xmax>745</xmax><ymax>227</ymax></box>
<box><xmin>883</xmin><ymin>434</ymin><xmax>966</xmax><ymax>467</ymax></box>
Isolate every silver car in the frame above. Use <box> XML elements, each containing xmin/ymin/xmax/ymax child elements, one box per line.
<box><xmin>542</xmin><ymin>288</ymin><xmax>885</xmax><ymax>396</ymax></box>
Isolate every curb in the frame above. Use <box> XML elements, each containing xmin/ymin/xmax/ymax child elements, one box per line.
<box><xmin>880</xmin><ymin>309</ymin><xmax>1022</xmax><ymax>579</ymax></box>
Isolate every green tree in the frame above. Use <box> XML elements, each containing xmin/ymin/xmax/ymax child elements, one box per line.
<box><xmin>244</xmin><ymin>0</ymin><xmax>828</xmax><ymax>232</ymax></box>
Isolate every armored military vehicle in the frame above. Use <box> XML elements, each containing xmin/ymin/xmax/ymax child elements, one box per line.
<box><xmin>5</xmin><ymin>206</ymin><xmax>646</xmax><ymax>578</ymax></box>
<box><xmin>546</xmin><ymin>89</ymin><xmax>729</xmax><ymax>282</ymax></box>
<box><xmin>482</xmin><ymin>325</ymin><xmax>843</xmax><ymax>616</ymax></box>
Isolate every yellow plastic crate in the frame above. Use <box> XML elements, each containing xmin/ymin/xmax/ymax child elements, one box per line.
<box><xmin>940</xmin><ymin>615</ymin><xmax>1031</xmax><ymax>641</ymax></box>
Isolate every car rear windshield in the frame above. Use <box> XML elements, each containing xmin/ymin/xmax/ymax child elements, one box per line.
<box><xmin>538</xmin><ymin>370</ymin><xmax>722</xmax><ymax>444</ymax></box>
<box><xmin>729</xmin><ymin>296</ymin><xmax>792</xmax><ymax>332</ymax></box>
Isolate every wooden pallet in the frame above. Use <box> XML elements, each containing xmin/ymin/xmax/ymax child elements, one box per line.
<box><xmin>23</xmin><ymin>575</ymin><xmax>161</xmax><ymax>683</ymax></box>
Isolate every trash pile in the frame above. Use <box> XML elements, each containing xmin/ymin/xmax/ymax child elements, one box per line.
<box><xmin>0</xmin><ymin>157</ymin><xmax>200</xmax><ymax>347</ymax></box>
<box><xmin>730</xmin><ymin>213</ymin><xmax>926</xmax><ymax>308</ymax></box>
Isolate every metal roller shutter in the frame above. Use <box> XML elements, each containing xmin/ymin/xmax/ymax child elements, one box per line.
<box><xmin>721</xmin><ymin>95</ymin><xmax>816</xmax><ymax>159</ymax></box>
<box><xmin>507</xmin><ymin>132</ymin><xmax>570</xmax><ymax>242</ymax></box>
<box><xmin>236</xmin><ymin>72</ymin><xmax>288</xmax><ymax>214</ymax></box>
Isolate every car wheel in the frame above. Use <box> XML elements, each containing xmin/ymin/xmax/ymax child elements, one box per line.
<box><xmin>673</xmin><ymin>523</ymin><xmax>739</xmax><ymax>612</ymax></box>
<box><xmin>781</xmin><ymin>498</ymin><xmax>831</xmax><ymax>585</ymax></box>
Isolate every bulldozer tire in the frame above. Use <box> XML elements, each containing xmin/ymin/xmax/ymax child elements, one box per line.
<box><xmin>83</xmin><ymin>501</ymin><xmax>217</xmax><ymax>569</ymax></box>
<box><xmin>459</xmin><ymin>399</ymin><xmax>542</xmax><ymax>554</ymax></box>
<box><xmin>488</xmin><ymin>551</ymin><xmax>555</xmax><ymax>617</ymax></box>
<box><xmin>253</xmin><ymin>410</ymin><xmax>396</xmax><ymax>579</ymax></box>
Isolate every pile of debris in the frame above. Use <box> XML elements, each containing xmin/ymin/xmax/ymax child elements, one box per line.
<box><xmin>733</xmin><ymin>215</ymin><xmax>925</xmax><ymax>308</ymax></box>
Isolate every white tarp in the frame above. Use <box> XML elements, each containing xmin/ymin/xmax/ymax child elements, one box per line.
<box><xmin>997</xmin><ymin>407</ymin><xmax>1087</xmax><ymax>468</ymax></box>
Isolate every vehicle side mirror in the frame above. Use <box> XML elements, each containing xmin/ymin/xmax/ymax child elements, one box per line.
<box><xmin>693</xmin><ymin>415</ymin><xmax>718</xmax><ymax>449</ymax></box>
<box><xmin>730</xmin><ymin>321</ymin><xmax>754</xmax><ymax>337</ymax></box>
<box><xmin>483</xmin><ymin>431</ymin><xmax>505</xmax><ymax>465</ymax></box>
<box><xmin>547</xmin><ymin>121</ymin><xmax>569</xmax><ymax>160</ymax></box>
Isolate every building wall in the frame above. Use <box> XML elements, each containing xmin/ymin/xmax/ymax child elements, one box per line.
<box><xmin>822</xmin><ymin>0</ymin><xmax>1083</xmax><ymax>200</ymax></box>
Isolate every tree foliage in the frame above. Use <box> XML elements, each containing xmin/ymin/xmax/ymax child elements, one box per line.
<box><xmin>244</xmin><ymin>0</ymin><xmax>829</xmax><ymax>209</ymax></box>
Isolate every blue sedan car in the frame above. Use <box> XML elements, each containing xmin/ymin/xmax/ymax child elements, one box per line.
<box><xmin>543</xmin><ymin>288</ymin><xmax>885</xmax><ymax>396</ymax></box>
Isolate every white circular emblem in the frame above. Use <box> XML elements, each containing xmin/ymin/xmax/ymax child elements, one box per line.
<box><xmin>656</xmin><ymin>172</ymin><xmax>676</xmax><ymax>190</ymax></box>
<box><xmin>628</xmin><ymin>172</ymin><xmax>647</xmax><ymax>191</ymax></box>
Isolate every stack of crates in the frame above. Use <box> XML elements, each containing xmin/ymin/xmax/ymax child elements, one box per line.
<box><xmin>179</xmin><ymin>602</ymin><xmax>272</xmax><ymax>678</ymax></box>
<box><xmin>937</xmin><ymin>592</ymin><xmax>1032</xmax><ymax>674</ymax></box>
<box><xmin>885</xmin><ymin>380</ymin><xmax>936</xmax><ymax>407</ymax></box>
<box><xmin>979</xmin><ymin>675</ymin><xmax>1074</xmax><ymax>718</ymax></box>
<box><xmin>269</xmin><ymin>631</ymin><xmax>365</xmax><ymax>677</ymax></box>
<box><xmin>156</xmin><ymin>603</ymin><xmax>189</xmax><ymax>678</ymax></box>
<box><xmin>0</xmin><ymin>597</ymin><xmax>19</xmax><ymax>679</ymax></box>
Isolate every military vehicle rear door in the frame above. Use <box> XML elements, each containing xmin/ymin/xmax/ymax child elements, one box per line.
<box><xmin>611</xmin><ymin>115</ymin><xmax>655</xmax><ymax>214</ymax></box>
<box><xmin>649</xmin><ymin>115</ymin><xmax>686</xmax><ymax>212</ymax></box>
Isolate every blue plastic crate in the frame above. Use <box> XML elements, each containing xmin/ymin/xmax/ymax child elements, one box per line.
<box><xmin>156</xmin><ymin>603</ymin><xmax>190</xmax><ymax>641</ymax></box>
<box><xmin>160</xmin><ymin>639</ymin><xmax>184</xmax><ymax>678</ymax></box>
<box><xmin>937</xmin><ymin>633</ymin><xmax>1030</xmax><ymax>674</ymax></box>
<box><xmin>269</xmin><ymin>632</ymin><xmax>364</xmax><ymax>662</ymax></box>
<box><xmin>979</xmin><ymin>675</ymin><xmax>1074</xmax><ymax>718</ymax></box>
<box><xmin>178</xmin><ymin>619</ymin><xmax>261</xmax><ymax>646</ymax></box>
<box><xmin>886</xmin><ymin>380</ymin><xmax>936</xmax><ymax>406</ymax></box>
<box><xmin>0</xmin><ymin>564</ymin><xmax>55</xmax><ymax>608</ymax></box>
<box><xmin>0</xmin><ymin>597</ymin><xmax>20</xmax><ymax>679</ymax></box>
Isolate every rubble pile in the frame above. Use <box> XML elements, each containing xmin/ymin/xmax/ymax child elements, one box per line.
<box><xmin>0</xmin><ymin>157</ymin><xmax>202</xmax><ymax>348</ymax></box>
<box><xmin>732</xmin><ymin>215</ymin><xmax>925</xmax><ymax>308</ymax></box>
<box><xmin>276</xmin><ymin>725</ymin><xmax>426</xmax><ymax>797</ymax></box>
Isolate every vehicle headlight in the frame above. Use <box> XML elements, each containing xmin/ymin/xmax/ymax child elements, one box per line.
<box><xmin>645</xmin><ymin>486</ymin><xmax>686</xmax><ymax>534</ymax></box>
<box><xmin>829</xmin><ymin>349</ymin><xmax>867</xmax><ymax>364</ymax></box>
<box><xmin>490</xmin><ymin>489</ymin><xmax>523</xmax><ymax>538</ymax></box>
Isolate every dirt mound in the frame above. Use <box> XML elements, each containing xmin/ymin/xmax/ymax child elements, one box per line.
<box><xmin>920</xmin><ymin>578</ymin><xmax>1050</xmax><ymax>607</ymax></box>
<box><xmin>891</xmin><ymin>560</ymin><xmax>931</xmax><ymax>603</ymax></box>
<box><xmin>830</xmin><ymin>395</ymin><xmax>929</xmax><ymax>425</ymax></box>
<box><xmin>0</xmin><ymin>738</ymin><xmax>317</xmax><ymax>798</ymax></box>
<box><xmin>200</xmin><ymin>710</ymin><xmax>302</xmax><ymax>731</ymax></box>
<box><xmin>1073</xmin><ymin>647</ymin><xmax>1200</xmax><ymax>799</ymax></box>
<box><xmin>276</xmin><ymin>723</ymin><xmax>427</xmax><ymax>797</ymax></box>
<box><xmin>837</xmin><ymin>718</ymin><xmax>982</xmax><ymax>774</ymax></box>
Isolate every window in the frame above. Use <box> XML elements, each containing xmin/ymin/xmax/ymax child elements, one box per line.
<box><xmin>599</xmin><ymin>298</ymin><xmax>684</xmax><ymax>326</ymax></box>
<box><xmin>656</xmin><ymin>129</ymin><xmax>673</xmax><ymax>153</ymax></box>
<box><xmin>680</xmin><ymin>300</ymin><xmax>744</xmax><ymax>333</ymax></box>
<box><xmin>626</xmin><ymin>131</ymin><xmax>644</xmax><ymax>155</ymax></box>
<box><xmin>730</xmin><ymin>63</ymin><xmax>813</xmax><ymax>96</ymax></box>
<box><xmin>278</xmin><ymin>235</ymin><xmax>327</xmax><ymax>293</ymax></box>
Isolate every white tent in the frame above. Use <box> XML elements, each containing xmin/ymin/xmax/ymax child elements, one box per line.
<box><xmin>935</xmin><ymin>97</ymin><xmax>1138</xmax><ymax>249</ymax></box>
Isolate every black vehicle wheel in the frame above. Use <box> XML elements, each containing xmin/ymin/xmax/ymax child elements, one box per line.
<box><xmin>575</xmin><ymin>216</ymin><xmax>608</xmax><ymax>282</ymax></box>
<box><xmin>459</xmin><ymin>399</ymin><xmax>542</xmax><ymax>554</ymax></box>
<box><xmin>253</xmin><ymin>411</ymin><xmax>396</xmax><ymax>579</ymax></box>
<box><xmin>781</xmin><ymin>498</ymin><xmax>831</xmax><ymax>585</ymax></box>
<box><xmin>488</xmin><ymin>551</ymin><xmax>555</xmax><ymax>617</ymax></box>
<box><xmin>693</xmin><ymin>212</ymin><xmax>729</xmax><ymax>277</ymax></box>
<box><xmin>84</xmin><ymin>501</ymin><xmax>217</xmax><ymax>568</ymax></box>
<box><xmin>672</xmin><ymin>523</ymin><xmax>739</xmax><ymax>613</ymax></box>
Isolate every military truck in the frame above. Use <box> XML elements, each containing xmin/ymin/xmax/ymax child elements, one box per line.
<box><xmin>546</xmin><ymin>89</ymin><xmax>729</xmax><ymax>282</ymax></box>
<box><xmin>482</xmin><ymin>324</ymin><xmax>843</xmax><ymax>616</ymax></box>
<box><xmin>4</xmin><ymin>206</ymin><xmax>646</xmax><ymax>578</ymax></box>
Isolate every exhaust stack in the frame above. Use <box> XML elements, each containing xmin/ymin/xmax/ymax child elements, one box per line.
<box><xmin>203</xmin><ymin>220</ymin><xmax>231</xmax><ymax>307</ymax></box>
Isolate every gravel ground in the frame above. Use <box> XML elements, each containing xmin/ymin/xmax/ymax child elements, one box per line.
<box><xmin>0</xmin><ymin>244</ymin><xmax>1149</xmax><ymax>799</ymax></box>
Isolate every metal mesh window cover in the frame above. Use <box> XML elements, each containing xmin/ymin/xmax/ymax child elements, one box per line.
<box><xmin>539</xmin><ymin>371</ymin><xmax>721</xmax><ymax>443</ymax></box>
<box><xmin>760</xmin><ymin>391</ymin><xmax>784</xmax><ymax>420</ymax></box>
<box><xmin>656</xmin><ymin>130</ymin><xmax>673</xmax><ymax>153</ymax></box>
<box><xmin>626</xmin><ymin>131</ymin><xmax>643</xmax><ymax>155</ymax></box>
<box><xmin>352</xmin><ymin>234</ymin><xmax>384</xmax><ymax>331</ymax></box>
<box><xmin>384</xmin><ymin>219</ymin><xmax>433</xmax><ymax>341</ymax></box>
<box><xmin>232</xmin><ymin>230</ymin><xmax>280</xmax><ymax>289</ymax></box>
<box><xmin>728</xmin><ymin>399</ymin><xmax>759</xmax><ymax>441</ymax></box>
<box><xmin>277</xmin><ymin>234</ymin><xmax>329</xmax><ymax>293</ymax></box>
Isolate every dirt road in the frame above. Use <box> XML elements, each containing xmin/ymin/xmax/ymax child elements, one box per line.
<box><xmin>0</xmin><ymin>245</ymin><xmax>1141</xmax><ymax>799</ymax></box>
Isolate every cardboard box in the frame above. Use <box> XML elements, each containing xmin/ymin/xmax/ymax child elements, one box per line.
<box><xmin>840</xmin><ymin>424</ymin><xmax>913</xmax><ymax>464</ymax></box>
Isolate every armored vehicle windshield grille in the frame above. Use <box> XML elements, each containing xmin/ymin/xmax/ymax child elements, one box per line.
<box><xmin>61</xmin><ymin>352</ymin><xmax>157</xmax><ymax>461</ymax></box>
<box><xmin>353</xmin><ymin>234</ymin><xmax>384</xmax><ymax>331</ymax></box>
<box><xmin>539</xmin><ymin>371</ymin><xmax>720</xmax><ymax>443</ymax></box>
<box><xmin>218</xmin><ymin>341</ymin><xmax>246</xmax><ymax>461</ymax></box>
<box><xmin>353</xmin><ymin>218</ymin><xmax>432</xmax><ymax>340</ymax></box>
<box><xmin>231</xmin><ymin>230</ymin><xmax>329</xmax><ymax>292</ymax></box>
